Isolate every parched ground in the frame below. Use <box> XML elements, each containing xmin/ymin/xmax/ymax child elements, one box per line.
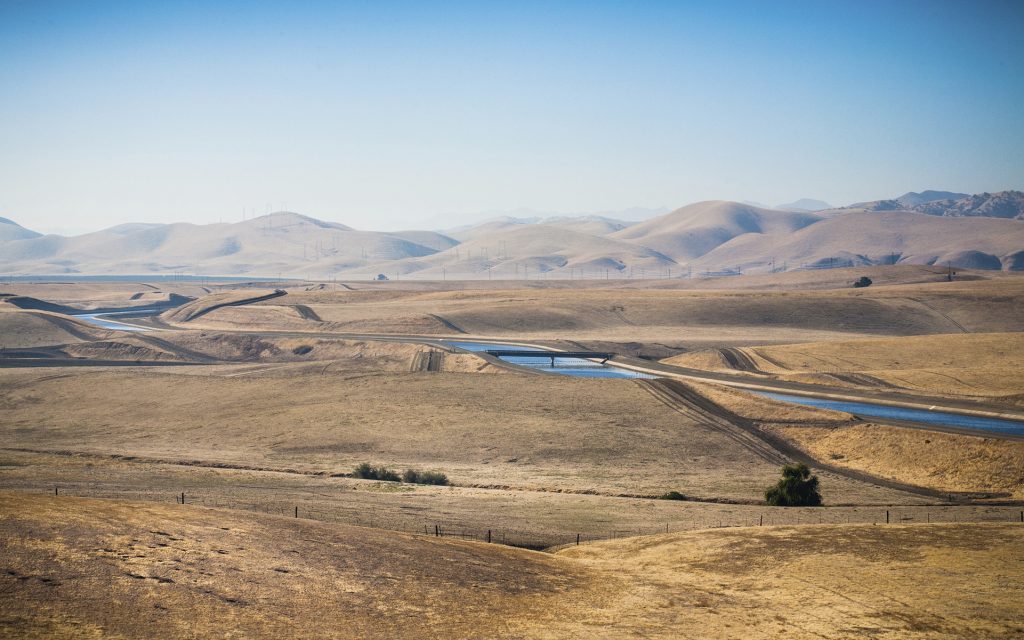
<box><xmin>0</xmin><ymin>307</ymin><xmax>109</xmax><ymax>349</ymax></box>
<box><xmin>2</xmin><ymin>492</ymin><xmax>1022</xmax><ymax>639</ymax></box>
<box><xmin>0</xmin><ymin>492</ymin><xmax>595</xmax><ymax>638</ymax></box>
<box><xmin>0</xmin><ymin>365</ymin><xmax>918</xmax><ymax>504</ymax></box>
<box><xmin>770</xmin><ymin>423</ymin><xmax>1024</xmax><ymax>500</ymax></box>
<box><xmin>555</xmin><ymin>520</ymin><xmax>1024</xmax><ymax>639</ymax></box>
<box><xmin>162</xmin><ymin>276</ymin><xmax>1024</xmax><ymax>348</ymax></box>
<box><xmin>1</xmin><ymin>281</ymin><xmax>210</xmax><ymax>310</ymax></box>
<box><xmin>689</xmin><ymin>381</ymin><xmax>1024</xmax><ymax>499</ymax></box>
<box><xmin>668</xmin><ymin>333</ymin><xmax>1024</xmax><ymax>406</ymax></box>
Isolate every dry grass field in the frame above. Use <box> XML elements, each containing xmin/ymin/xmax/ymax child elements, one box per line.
<box><xmin>0</xmin><ymin>280</ymin><xmax>210</xmax><ymax>310</ymax></box>
<box><xmin>2</xmin><ymin>270</ymin><xmax>1023</xmax><ymax>638</ymax></box>
<box><xmin>668</xmin><ymin>333</ymin><xmax>1024</xmax><ymax>405</ymax></box>
<box><xmin>689</xmin><ymin>382</ymin><xmax>1024</xmax><ymax>499</ymax></box>
<box><xmin>2</xmin><ymin>492</ymin><xmax>1021</xmax><ymax>639</ymax></box>
<box><xmin>0</xmin><ymin>365</ymin><xmax>910</xmax><ymax>504</ymax></box>
<box><xmin>161</xmin><ymin>272</ymin><xmax>1024</xmax><ymax>351</ymax></box>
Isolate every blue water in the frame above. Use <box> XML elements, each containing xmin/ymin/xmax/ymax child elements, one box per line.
<box><xmin>444</xmin><ymin>341</ymin><xmax>654</xmax><ymax>379</ymax></box>
<box><xmin>74</xmin><ymin>309</ymin><xmax>159</xmax><ymax>332</ymax></box>
<box><xmin>756</xmin><ymin>392</ymin><xmax>1024</xmax><ymax>437</ymax></box>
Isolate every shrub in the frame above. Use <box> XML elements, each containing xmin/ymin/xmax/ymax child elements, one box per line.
<box><xmin>402</xmin><ymin>469</ymin><xmax>450</xmax><ymax>486</ymax></box>
<box><xmin>660</xmin><ymin>491</ymin><xmax>687</xmax><ymax>501</ymax></box>
<box><xmin>353</xmin><ymin>462</ymin><xmax>375</xmax><ymax>479</ymax></box>
<box><xmin>352</xmin><ymin>463</ymin><xmax>401</xmax><ymax>482</ymax></box>
<box><xmin>417</xmin><ymin>470</ymin><xmax>450</xmax><ymax>486</ymax></box>
<box><xmin>354</xmin><ymin>463</ymin><xmax>449</xmax><ymax>485</ymax></box>
<box><xmin>765</xmin><ymin>463</ymin><xmax>822</xmax><ymax>506</ymax></box>
<box><xmin>853</xmin><ymin>276</ymin><xmax>873</xmax><ymax>288</ymax></box>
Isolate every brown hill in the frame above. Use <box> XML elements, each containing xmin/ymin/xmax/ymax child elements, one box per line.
<box><xmin>3</xmin><ymin>492</ymin><xmax>1021</xmax><ymax>639</ymax></box>
<box><xmin>611</xmin><ymin>200</ymin><xmax>821</xmax><ymax>261</ymax></box>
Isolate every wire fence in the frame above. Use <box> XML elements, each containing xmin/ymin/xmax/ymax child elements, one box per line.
<box><xmin>24</xmin><ymin>485</ymin><xmax>1024</xmax><ymax>551</ymax></box>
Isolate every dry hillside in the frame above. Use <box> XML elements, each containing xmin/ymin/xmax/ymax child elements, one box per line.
<box><xmin>2</xmin><ymin>492</ymin><xmax>1021</xmax><ymax>639</ymax></box>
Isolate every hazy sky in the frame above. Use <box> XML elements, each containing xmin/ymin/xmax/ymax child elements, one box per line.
<box><xmin>2</xmin><ymin>0</ymin><xmax>1022</xmax><ymax>234</ymax></box>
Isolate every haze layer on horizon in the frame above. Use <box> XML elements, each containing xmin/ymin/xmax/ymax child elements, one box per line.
<box><xmin>2</xmin><ymin>0</ymin><xmax>1023</xmax><ymax>234</ymax></box>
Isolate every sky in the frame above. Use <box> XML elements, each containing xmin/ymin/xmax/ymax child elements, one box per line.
<box><xmin>1</xmin><ymin>0</ymin><xmax>1022</xmax><ymax>234</ymax></box>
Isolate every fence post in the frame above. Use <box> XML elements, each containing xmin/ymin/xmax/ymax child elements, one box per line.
<box><xmin>759</xmin><ymin>515</ymin><xmax>763</xmax><ymax>526</ymax></box>
<box><xmin>295</xmin><ymin>506</ymin><xmax>298</xmax><ymax>518</ymax></box>
<box><xmin>487</xmin><ymin>530</ymin><xmax>491</xmax><ymax>543</ymax></box>
<box><xmin>1020</xmin><ymin>511</ymin><xmax>1022</xmax><ymax>523</ymax></box>
<box><xmin>435</xmin><ymin>524</ymin><xmax>439</xmax><ymax>537</ymax></box>
<box><xmin>576</xmin><ymin>533</ymin><xmax>580</xmax><ymax>546</ymax></box>
<box><xmin>181</xmin><ymin>492</ymin><xmax>185</xmax><ymax>505</ymax></box>
<box><xmin>886</xmin><ymin>510</ymin><xmax>889</xmax><ymax>524</ymax></box>
<box><xmin>55</xmin><ymin>486</ymin><xmax>58</xmax><ymax>496</ymax></box>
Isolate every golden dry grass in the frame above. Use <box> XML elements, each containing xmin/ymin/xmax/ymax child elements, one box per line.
<box><xmin>556</xmin><ymin>521</ymin><xmax>1024</xmax><ymax>639</ymax></box>
<box><xmin>2</xmin><ymin>492</ymin><xmax>1022</xmax><ymax>639</ymax></box>
<box><xmin>770</xmin><ymin>423</ymin><xmax>1024</xmax><ymax>499</ymax></box>
<box><xmin>1</xmin><ymin>281</ymin><xmax>209</xmax><ymax>310</ymax></box>
<box><xmin>685</xmin><ymin>381</ymin><xmax>1024</xmax><ymax>499</ymax></box>
<box><xmin>0</xmin><ymin>492</ymin><xmax>593</xmax><ymax>639</ymax></box>
<box><xmin>166</xmin><ymin>276</ymin><xmax>1024</xmax><ymax>349</ymax></box>
<box><xmin>669</xmin><ymin>333</ymin><xmax>1024</xmax><ymax>405</ymax></box>
<box><xmin>0</xmin><ymin>366</ymin><xmax>919</xmax><ymax>504</ymax></box>
<box><xmin>0</xmin><ymin>308</ymin><xmax>104</xmax><ymax>348</ymax></box>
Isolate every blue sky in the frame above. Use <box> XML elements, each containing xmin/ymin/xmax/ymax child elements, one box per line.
<box><xmin>1</xmin><ymin>0</ymin><xmax>1022</xmax><ymax>233</ymax></box>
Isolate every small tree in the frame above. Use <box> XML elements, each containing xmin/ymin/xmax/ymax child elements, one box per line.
<box><xmin>765</xmin><ymin>463</ymin><xmax>822</xmax><ymax>506</ymax></box>
<box><xmin>853</xmin><ymin>276</ymin><xmax>872</xmax><ymax>288</ymax></box>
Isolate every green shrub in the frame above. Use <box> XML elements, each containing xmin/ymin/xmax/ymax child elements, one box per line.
<box><xmin>352</xmin><ymin>463</ymin><xmax>401</xmax><ymax>482</ymax></box>
<box><xmin>353</xmin><ymin>462</ymin><xmax>375</xmax><ymax>479</ymax></box>
<box><xmin>355</xmin><ymin>463</ymin><xmax>449</xmax><ymax>485</ymax></box>
<box><xmin>660</xmin><ymin>491</ymin><xmax>687</xmax><ymax>501</ymax></box>
<box><xmin>402</xmin><ymin>469</ymin><xmax>450</xmax><ymax>486</ymax></box>
<box><xmin>417</xmin><ymin>470</ymin><xmax>450</xmax><ymax>486</ymax></box>
<box><xmin>765</xmin><ymin>463</ymin><xmax>822</xmax><ymax>506</ymax></box>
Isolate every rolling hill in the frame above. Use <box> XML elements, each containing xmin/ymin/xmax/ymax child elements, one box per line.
<box><xmin>610</xmin><ymin>201</ymin><xmax>823</xmax><ymax>261</ymax></box>
<box><xmin>1</xmin><ymin>194</ymin><xmax>1022</xmax><ymax>277</ymax></box>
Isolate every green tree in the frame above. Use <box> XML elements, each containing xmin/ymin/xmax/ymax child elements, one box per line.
<box><xmin>765</xmin><ymin>463</ymin><xmax>822</xmax><ymax>506</ymax></box>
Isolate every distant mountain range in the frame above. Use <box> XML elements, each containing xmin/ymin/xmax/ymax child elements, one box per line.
<box><xmin>845</xmin><ymin>190</ymin><xmax>1024</xmax><ymax>219</ymax></box>
<box><xmin>1</xmin><ymin>191</ymin><xmax>1022</xmax><ymax>277</ymax></box>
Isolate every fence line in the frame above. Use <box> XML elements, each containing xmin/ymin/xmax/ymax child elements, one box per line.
<box><xmin>25</xmin><ymin>486</ymin><xmax>1024</xmax><ymax>551</ymax></box>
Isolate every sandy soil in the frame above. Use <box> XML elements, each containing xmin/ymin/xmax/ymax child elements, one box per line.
<box><xmin>2</xmin><ymin>492</ymin><xmax>1021</xmax><ymax>639</ymax></box>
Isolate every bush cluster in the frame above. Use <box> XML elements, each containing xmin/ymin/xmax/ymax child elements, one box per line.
<box><xmin>765</xmin><ymin>463</ymin><xmax>822</xmax><ymax>506</ymax></box>
<box><xmin>402</xmin><ymin>469</ymin><xmax>450</xmax><ymax>485</ymax></box>
<box><xmin>353</xmin><ymin>463</ymin><xmax>400</xmax><ymax>482</ymax></box>
<box><xmin>659</xmin><ymin>491</ymin><xmax>687</xmax><ymax>501</ymax></box>
<box><xmin>352</xmin><ymin>463</ymin><xmax>450</xmax><ymax>486</ymax></box>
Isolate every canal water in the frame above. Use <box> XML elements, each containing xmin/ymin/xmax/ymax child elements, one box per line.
<box><xmin>754</xmin><ymin>391</ymin><xmax>1024</xmax><ymax>438</ymax></box>
<box><xmin>444</xmin><ymin>341</ymin><xmax>655</xmax><ymax>379</ymax></box>
<box><xmin>69</xmin><ymin>315</ymin><xmax>1022</xmax><ymax>437</ymax></box>
<box><xmin>74</xmin><ymin>309</ymin><xmax>160</xmax><ymax>332</ymax></box>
